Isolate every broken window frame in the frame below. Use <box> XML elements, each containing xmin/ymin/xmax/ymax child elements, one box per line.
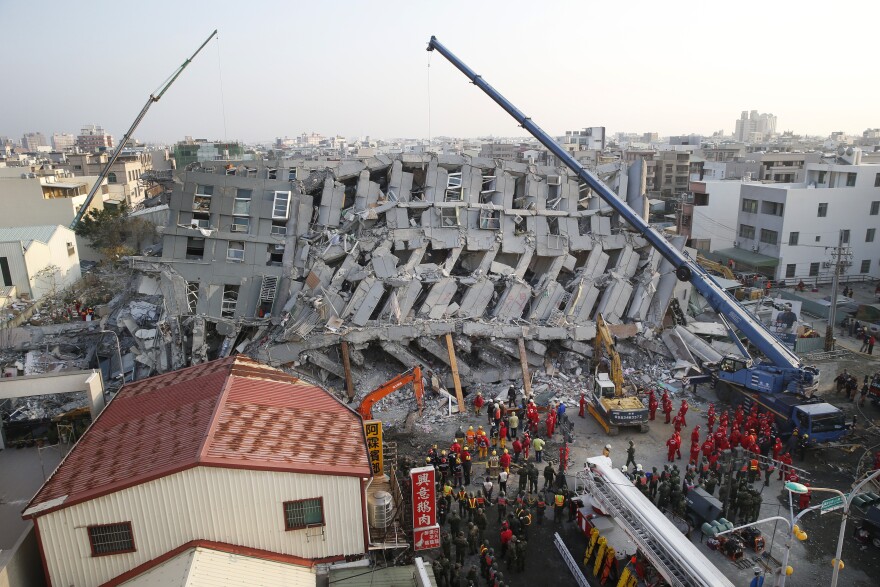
<box><xmin>272</xmin><ymin>190</ymin><xmax>291</xmax><ymax>219</ymax></box>
<box><xmin>288</xmin><ymin>168</ymin><xmax>297</xmax><ymax>181</ymax></box>
<box><xmin>186</xmin><ymin>281</ymin><xmax>199</xmax><ymax>313</ymax></box>
<box><xmin>185</xmin><ymin>237</ymin><xmax>205</xmax><ymax>261</ymax></box>
<box><xmin>270</xmin><ymin>221</ymin><xmax>287</xmax><ymax>236</ymax></box>
<box><xmin>245</xmin><ymin>167</ymin><xmax>257</xmax><ymax>178</ymax></box>
<box><xmin>444</xmin><ymin>172</ymin><xmax>463</xmax><ymax>202</ymax></box>
<box><xmin>226</xmin><ymin>241</ymin><xmax>245</xmax><ymax>263</ymax></box>
<box><xmin>233</xmin><ymin>189</ymin><xmax>252</xmax><ymax>216</ymax></box>
<box><xmin>221</xmin><ymin>285</ymin><xmax>239</xmax><ymax>318</ymax></box>
<box><xmin>267</xmin><ymin>168</ymin><xmax>277</xmax><ymax>180</ymax></box>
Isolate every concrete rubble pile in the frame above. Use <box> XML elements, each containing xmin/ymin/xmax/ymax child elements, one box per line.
<box><xmin>241</xmin><ymin>153</ymin><xmax>689</xmax><ymax>398</ymax></box>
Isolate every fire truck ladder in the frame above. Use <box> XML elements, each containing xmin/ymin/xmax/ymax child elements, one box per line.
<box><xmin>576</xmin><ymin>468</ymin><xmax>691</xmax><ymax>587</ymax></box>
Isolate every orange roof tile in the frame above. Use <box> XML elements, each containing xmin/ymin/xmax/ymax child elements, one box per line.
<box><xmin>25</xmin><ymin>357</ymin><xmax>370</xmax><ymax>517</ymax></box>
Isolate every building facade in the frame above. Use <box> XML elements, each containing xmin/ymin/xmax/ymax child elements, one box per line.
<box><xmin>64</xmin><ymin>151</ymin><xmax>151</xmax><ymax>206</ymax></box>
<box><xmin>734</xmin><ymin>110</ymin><xmax>777</xmax><ymax>142</ymax></box>
<box><xmin>51</xmin><ymin>133</ymin><xmax>76</xmax><ymax>151</ymax></box>
<box><xmin>732</xmin><ymin>151</ymin><xmax>880</xmax><ymax>281</ymax></box>
<box><xmin>21</xmin><ymin>132</ymin><xmax>49</xmax><ymax>151</ymax></box>
<box><xmin>23</xmin><ymin>356</ymin><xmax>371</xmax><ymax>587</ymax></box>
<box><xmin>77</xmin><ymin>125</ymin><xmax>114</xmax><ymax>152</ymax></box>
<box><xmin>172</xmin><ymin>140</ymin><xmax>245</xmax><ymax>168</ymax></box>
<box><xmin>653</xmin><ymin>151</ymin><xmax>691</xmax><ymax>197</ymax></box>
<box><xmin>0</xmin><ymin>225</ymin><xmax>81</xmax><ymax>300</ymax></box>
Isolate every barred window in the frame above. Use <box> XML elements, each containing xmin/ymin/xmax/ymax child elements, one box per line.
<box><xmin>284</xmin><ymin>498</ymin><xmax>324</xmax><ymax>530</ymax></box>
<box><xmin>88</xmin><ymin>522</ymin><xmax>135</xmax><ymax>556</ymax></box>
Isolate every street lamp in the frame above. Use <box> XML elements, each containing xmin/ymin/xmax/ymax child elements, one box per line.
<box><xmin>716</xmin><ymin>483</ymin><xmax>819</xmax><ymax>587</ymax></box>
<box><xmin>98</xmin><ymin>329</ymin><xmax>125</xmax><ymax>390</ymax></box>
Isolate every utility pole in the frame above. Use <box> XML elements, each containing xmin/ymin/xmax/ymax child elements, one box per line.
<box><xmin>824</xmin><ymin>230</ymin><xmax>849</xmax><ymax>351</ymax></box>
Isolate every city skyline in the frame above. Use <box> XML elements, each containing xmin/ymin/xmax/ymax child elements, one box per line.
<box><xmin>2</xmin><ymin>0</ymin><xmax>879</xmax><ymax>143</ymax></box>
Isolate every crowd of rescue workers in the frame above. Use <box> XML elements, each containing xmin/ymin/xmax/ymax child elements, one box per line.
<box><xmin>395</xmin><ymin>380</ymin><xmax>880</xmax><ymax>587</ymax></box>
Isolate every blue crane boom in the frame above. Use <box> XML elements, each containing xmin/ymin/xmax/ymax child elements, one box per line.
<box><xmin>426</xmin><ymin>35</ymin><xmax>817</xmax><ymax>395</ymax></box>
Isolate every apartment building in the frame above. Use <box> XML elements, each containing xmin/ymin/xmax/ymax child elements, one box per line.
<box><xmin>158</xmin><ymin>164</ymin><xmax>305</xmax><ymax>323</ymax></box>
<box><xmin>734</xmin><ymin>110</ymin><xmax>776</xmax><ymax>142</ymax></box>
<box><xmin>561</xmin><ymin>127</ymin><xmax>606</xmax><ymax>151</ymax></box>
<box><xmin>730</xmin><ymin>149</ymin><xmax>880</xmax><ymax>281</ymax></box>
<box><xmin>654</xmin><ymin>151</ymin><xmax>691</xmax><ymax>197</ymax></box>
<box><xmin>172</xmin><ymin>140</ymin><xmax>245</xmax><ymax>168</ymax></box>
<box><xmin>64</xmin><ymin>151</ymin><xmax>151</xmax><ymax>206</ymax></box>
<box><xmin>21</xmin><ymin>132</ymin><xmax>48</xmax><ymax>151</ymax></box>
<box><xmin>756</xmin><ymin>151</ymin><xmax>821</xmax><ymax>183</ymax></box>
<box><xmin>76</xmin><ymin>124</ymin><xmax>114</xmax><ymax>151</ymax></box>
<box><xmin>51</xmin><ymin>132</ymin><xmax>76</xmax><ymax>151</ymax></box>
<box><xmin>479</xmin><ymin>142</ymin><xmax>519</xmax><ymax>160</ymax></box>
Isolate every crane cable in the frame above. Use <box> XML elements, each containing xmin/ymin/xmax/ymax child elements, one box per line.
<box><xmin>216</xmin><ymin>34</ymin><xmax>228</xmax><ymax>141</ymax></box>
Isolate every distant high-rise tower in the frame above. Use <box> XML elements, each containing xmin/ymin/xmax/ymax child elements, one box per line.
<box><xmin>734</xmin><ymin>111</ymin><xmax>776</xmax><ymax>142</ymax></box>
<box><xmin>21</xmin><ymin>132</ymin><xmax>48</xmax><ymax>151</ymax></box>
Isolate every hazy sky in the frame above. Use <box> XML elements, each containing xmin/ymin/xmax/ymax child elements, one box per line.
<box><xmin>2</xmin><ymin>0</ymin><xmax>878</xmax><ymax>144</ymax></box>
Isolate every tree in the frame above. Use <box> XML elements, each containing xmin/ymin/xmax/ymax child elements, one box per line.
<box><xmin>74</xmin><ymin>203</ymin><xmax>156</xmax><ymax>259</ymax></box>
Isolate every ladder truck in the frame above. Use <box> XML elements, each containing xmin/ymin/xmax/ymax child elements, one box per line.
<box><xmin>425</xmin><ymin>36</ymin><xmax>846</xmax><ymax>444</ymax></box>
<box><xmin>577</xmin><ymin>457</ymin><xmax>735</xmax><ymax>587</ymax></box>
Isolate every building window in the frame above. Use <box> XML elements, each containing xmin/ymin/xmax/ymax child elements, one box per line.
<box><xmin>788</xmin><ymin>232</ymin><xmax>799</xmax><ymax>246</ymax></box>
<box><xmin>861</xmin><ymin>260</ymin><xmax>871</xmax><ymax>274</ymax></box>
<box><xmin>284</xmin><ymin>498</ymin><xmax>325</xmax><ymax>530</ymax></box>
<box><xmin>233</xmin><ymin>189</ymin><xmax>252</xmax><ymax>215</ymax></box>
<box><xmin>739</xmin><ymin>224</ymin><xmax>755</xmax><ymax>240</ymax></box>
<box><xmin>786</xmin><ymin>264</ymin><xmax>796</xmax><ymax>278</ymax></box>
<box><xmin>846</xmin><ymin>172</ymin><xmax>857</xmax><ymax>187</ymax></box>
<box><xmin>871</xmin><ymin>201</ymin><xmax>879</xmax><ymax>215</ymax></box>
<box><xmin>185</xmin><ymin>237</ymin><xmax>205</xmax><ymax>261</ymax></box>
<box><xmin>815</xmin><ymin>235</ymin><xmax>821</xmax><ymax>243</ymax></box>
<box><xmin>809</xmin><ymin>262</ymin><xmax>820</xmax><ymax>277</ymax></box>
<box><xmin>760</xmin><ymin>229</ymin><xmax>778</xmax><ymax>245</ymax></box>
<box><xmin>741</xmin><ymin>199</ymin><xmax>758</xmax><ymax>214</ymax></box>
<box><xmin>817</xmin><ymin>171</ymin><xmax>827</xmax><ymax>184</ymax></box>
<box><xmin>817</xmin><ymin>203</ymin><xmax>827</xmax><ymax>217</ymax></box>
<box><xmin>761</xmin><ymin>201</ymin><xmax>784</xmax><ymax>216</ymax></box>
<box><xmin>231</xmin><ymin>217</ymin><xmax>250</xmax><ymax>233</ymax></box>
<box><xmin>221</xmin><ymin>285</ymin><xmax>239</xmax><ymax>318</ymax></box>
<box><xmin>88</xmin><ymin>522</ymin><xmax>135</xmax><ymax>556</ymax></box>
<box><xmin>288</xmin><ymin>168</ymin><xmax>297</xmax><ymax>181</ymax></box>
<box><xmin>867</xmin><ymin>228</ymin><xmax>876</xmax><ymax>243</ymax></box>
<box><xmin>841</xmin><ymin>230</ymin><xmax>850</xmax><ymax>244</ymax></box>
<box><xmin>227</xmin><ymin>241</ymin><xmax>245</xmax><ymax>263</ymax></box>
<box><xmin>272</xmin><ymin>191</ymin><xmax>291</xmax><ymax>219</ymax></box>
<box><xmin>107</xmin><ymin>172</ymin><xmax>117</xmax><ymax>183</ymax></box>
<box><xmin>875</xmin><ymin>173</ymin><xmax>880</xmax><ymax>187</ymax></box>
<box><xmin>194</xmin><ymin>185</ymin><xmax>214</xmax><ymax>213</ymax></box>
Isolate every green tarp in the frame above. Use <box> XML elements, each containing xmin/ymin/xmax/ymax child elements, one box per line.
<box><xmin>715</xmin><ymin>247</ymin><xmax>780</xmax><ymax>268</ymax></box>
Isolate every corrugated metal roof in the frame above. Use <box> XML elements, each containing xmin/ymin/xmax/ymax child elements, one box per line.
<box><xmin>26</xmin><ymin>356</ymin><xmax>370</xmax><ymax>516</ymax></box>
<box><xmin>0</xmin><ymin>225</ymin><xmax>64</xmax><ymax>245</ymax></box>
<box><xmin>120</xmin><ymin>547</ymin><xmax>316</xmax><ymax>587</ymax></box>
<box><xmin>330</xmin><ymin>565</ymin><xmax>437</xmax><ymax>587</ymax></box>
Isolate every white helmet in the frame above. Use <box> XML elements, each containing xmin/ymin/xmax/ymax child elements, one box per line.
<box><xmin>620</xmin><ymin>466</ymin><xmax>627</xmax><ymax>473</ymax></box>
<box><xmin>636</xmin><ymin>464</ymin><xmax>643</xmax><ymax>472</ymax></box>
<box><xmin>605</xmin><ymin>444</ymin><xmax>612</xmax><ymax>450</ymax></box>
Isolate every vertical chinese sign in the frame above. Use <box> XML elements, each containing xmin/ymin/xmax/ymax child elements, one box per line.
<box><xmin>409</xmin><ymin>465</ymin><xmax>440</xmax><ymax>551</ymax></box>
<box><xmin>364</xmin><ymin>420</ymin><xmax>384</xmax><ymax>476</ymax></box>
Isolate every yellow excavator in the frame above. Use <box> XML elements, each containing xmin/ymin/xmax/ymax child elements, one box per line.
<box><xmin>696</xmin><ymin>255</ymin><xmax>735</xmax><ymax>280</ymax></box>
<box><xmin>589</xmin><ymin>314</ymin><xmax>649</xmax><ymax>435</ymax></box>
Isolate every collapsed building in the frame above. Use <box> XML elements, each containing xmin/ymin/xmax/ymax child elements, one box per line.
<box><xmin>130</xmin><ymin>154</ymin><xmax>691</xmax><ymax>396</ymax></box>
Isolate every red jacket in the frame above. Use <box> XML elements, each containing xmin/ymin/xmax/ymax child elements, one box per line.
<box><xmin>499</xmin><ymin>453</ymin><xmax>512</xmax><ymax>468</ymax></box>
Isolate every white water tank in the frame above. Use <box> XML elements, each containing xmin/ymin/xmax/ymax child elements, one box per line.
<box><xmin>368</xmin><ymin>491</ymin><xmax>393</xmax><ymax>529</ymax></box>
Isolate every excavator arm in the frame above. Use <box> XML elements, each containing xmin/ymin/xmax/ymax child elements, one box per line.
<box><xmin>357</xmin><ymin>366</ymin><xmax>424</xmax><ymax>420</ymax></box>
<box><xmin>594</xmin><ymin>314</ymin><xmax>624</xmax><ymax>396</ymax></box>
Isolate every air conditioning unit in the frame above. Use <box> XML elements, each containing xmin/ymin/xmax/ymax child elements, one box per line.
<box><xmin>231</xmin><ymin>224</ymin><xmax>248</xmax><ymax>232</ymax></box>
<box><xmin>274</xmin><ymin>244</ymin><xmax>285</xmax><ymax>250</ymax></box>
<box><xmin>733</xmin><ymin>241</ymin><xmax>739</xmax><ymax>248</ymax></box>
<box><xmin>821</xmin><ymin>262</ymin><xmax>831</xmax><ymax>268</ymax></box>
<box><xmin>547</xmin><ymin>175</ymin><xmax>562</xmax><ymax>186</ymax></box>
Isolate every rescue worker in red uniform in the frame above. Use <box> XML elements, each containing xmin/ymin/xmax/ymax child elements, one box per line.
<box><xmin>648</xmin><ymin>391</ymin><xmax>659</xmax><ymax>421</ymax></box>
<box><xmin>662</xmin><ymin>398</ymin><xmax>673</xmax><ymax>424</ymax></box>
<box><xmin>772</xmin><ymin>437</ymin><xmax>783</xmax><ymax>461</ymax></box>
<box><xmin>579</xmin><ymin>393</ymin><xmax>587</xmax><ymax>418</ymax></box>
<box><xmin>673</xmin><ymin>431</ymin><xmax>682</xmax><ymax>459</ymax></box>
<box><xmin>678</xmin><ymin>399</ymin><xmax>689</xmax><ymax>427</ymax></box>
<box><xmin>666</xmin><ymin>433</ymin><xmax>679</xmax><ymax>462</ymax></box>
<box><xmin>473</xmin><ymin>391</ymin><xmax>485</xmax><ymax>416</ymax></box>
<box><xmin>499</xmin><ymin>448</ymin><xmax>512</xmax><ymax>472</ymax></box>
<box><xmin>546</xmin><ymin>408</ymin><xmax>557</xmax><ymax>437</ymax></box>
<box><xmin>521</xmin><ymin>431</ymin><xmax>531</xmax><ymax>460</ymax></box>
<box><xmin>690</xmin><ymin>440</ymin><xmax>701</xmax><ymax>464</ymax></box>
<box><xmin>691</xmin><ymin>424</ymin><xmax>701</xmax><ymax>445</ymax></box>
<box><xmin>706</xmin><ymin>402</ymin><xmax>716</xmax><ymax>430</ymax></box>
<box><xmin>672</xmin><ymin>414</ymin><xmax>683</xmax><ymax>433</ymax></box>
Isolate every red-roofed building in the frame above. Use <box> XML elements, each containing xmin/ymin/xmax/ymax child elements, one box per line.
<box><xmin>23</xmin><ymin>356</ymin><xmax>373</xmax><ymax>587</ymax></box>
